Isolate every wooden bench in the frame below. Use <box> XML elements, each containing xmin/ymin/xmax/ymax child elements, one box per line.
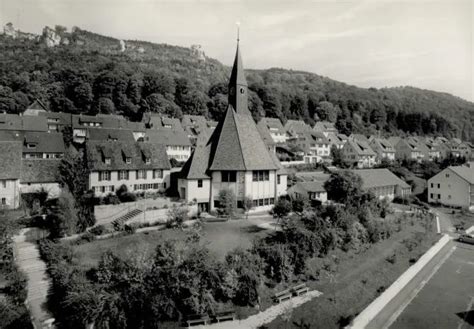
<box><xmin>291</xmin><ymin>283</ymin><xmax>309</xmax><ymax>296</ymax></box>
<box><xmin>185</xmin><ymin>314</ymin><xmax>210</xmax><ymax>327</ymax></box>
<box><xmin>273</xmin><ymin>289</ymin><xmax>292</xmax><ymax>303</ymax></box>
<box><xmin>214</xmin><ymin>310</ymin><xmax>236</xmax><ymax>323</ymax></box>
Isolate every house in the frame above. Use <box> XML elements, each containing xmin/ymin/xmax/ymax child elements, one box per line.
<box><xmin>87</xmin><ymin>128</ymin><xmax>136</xmax><ymax>143</ymax></box>
<box><xmin>143</xmin><ymin>114</ymin><xmax>183</xmax><ymax>131</ymax></box>
<box><xmin>20</xmin><ymin>159</ymin><xmax>61</xmax><ymax>198</ymax></box>
<box><xmin>287</xmin><ymin>181</ymin><xmax>327</xmax><ymax>203</ymax></box>
<box><xmin>350</xmin><ymin>134</ymin><xmax>369</xmax><ymax>144</ymax></box>
<box><xmin>284</xmin><ymin>120</ymin><xmax>312</xmax><ymax>140</ymax></box>
<box><xmin>342</xmin><ymin>140</ymin><xmax>377</xmax><ymax>168</ymax></box>
<box><xmin>392</xmin><ymin>138</ymin><xmax>424</xmax><ymax>162</ymax></box>
<box><xmin>39</xmin><ymin>112</ymin><xmax>73</xmax><ymax>132</ymax></box>
<box><xmin>22</xmin><ymin>132</ymin><xmax>65</xmax><ymax>159</ymax></box>
<box><xmin>23</xmin><ymin>100</ymin><xmax>48</xmax><ymax>116</ymax></box>
<box><xmin>369</xmin><ymin>138</ymin><xmax>396</xmax><ymax>162</ymax></box>
<box><xmin>177</xmin><ymin>41</ymin><xmax>287</xmax><ymax>213</ymax></box>
<box><xmin>313</xmin><ymin>121</ymin><xmax>337</xmax><ymax>137</ymax></box>
<box><xmin>308</xmin><ymin>132</ymin><xmax>330</xmax><ymax>160</ymax></box>
<box><xmin>449</xmin><ymin>139</ymin><xmax>471</xmax><ymax>159</ymax></box>
<box><xmin>326</xmin><ymin>132</ymin><xmax>347</xmax><ymax>150</ymax></box>
<box><xmin>423</xmin><ymin>139</ymin><xmax>441</xmax><ymax>160</ymax></box>
<box><xmin>0</xmin><ymin>141</ymin><xmax>22</xmax><ymax>209</ymax></box>
<box><xmin>259</xmin><ymin>117</ymin><xmax>287</xmax><ymax>143</ymax></box>
<box><xmin>145</xmin><ymin>129</ymin><xmax>192</xmax><ymax>162</ymax></box>
<box><xmin>86</xmin><ymin>140</ymin><xmax>171</xmax><ymax>196</ymax></box>
<box><xmin>427</xmin><ymin>163</ymin><xmax>474</xmax><ymax>210</ymax></box>
<box><xmin>181</xmin><ymin>115</ymin><xmax>217</xmax><ymax>144</ymax></box>
<box><xmin>351</xmin><ymin>168</ymin><xmax>412</xmax><ymax>200</ymax></box>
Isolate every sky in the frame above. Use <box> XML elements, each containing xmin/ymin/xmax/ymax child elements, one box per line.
<box><xmin>1</xmin><ymin>0</ymin><xmax>473</xmax><ymax>102</ymax></box>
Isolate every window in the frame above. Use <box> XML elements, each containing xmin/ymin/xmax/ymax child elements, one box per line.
<box><xmin>252</xmin><ymin>170</ymin><xmax>270</xmax><ymax>182</ymax></box>
<box><xmin>258</xmin><ymin>199</ymin><xmax>264</xmax><ymax>206</ymax></box>
<box><xmin>222</xmin><ymin>171</ymin><xmax>236</xmax><ymax>182</ymax></box>
<box><xmin>145</xmin><ymin>157</ymin><xmax>151</xmax><ymax>164</ymax></box>
<box><xmin>1</xmin><ymin>198</ymin><xmax>5</xmax><ymax>205</ymax></box>
<box><xmin>277</xmin><ymin>175</ymin><xmax>281</xmax><ymax>185</ymax></box>
<box><xmin>198</xmin><ymin>179</ymin><xmax>203</xmax><ymax>188</ymax></box>
<box><xmin>437</xmin><ymin>194</ymin><xmax>441</xmax><ymax>199</ymax></box>
<box><xmin>446</xmin><ymin>173</ymin><xmax>450</xmax><ymax>178</ymax></box>
<box><xmin>430</xmin><ymin>183</ymin><xmax>433</xmax><ymax>188</ymax></box>
<box><xmin>153</xmin><ymin>169</ymin><xmax>163</xmax><ymax>179</ymax></box>
<box><xmin>126</xmin><ymin>157</ymin><xmax>132</xmax><ymax>164</ymax></box>
<box><xmin>438</xmin><ymin>184</ymin><xmax>440</xmax><ymax>188</ymax></box>
<box><xmin>105</xmin><ymin>157</ymin><xmax>111</xmax><ymax>165</ymax></box>
<box><xmin>1</xmin><ymin>180</ymin><xmax>5</xmax><ymax>188</ymax></box>
<box><xmin>136</xmin><ymin>170</ymin><xmax>147</xmax><ymax>179</ymax></box>
<box><xmin>118</xmin><ymin>170</ymin><xmax>129</xmax><ymax>180</ymax></box>
<box><xmin>99</xmin><ymin>171</ymin><xmax>111</xmax><ymax>181</ymax></box>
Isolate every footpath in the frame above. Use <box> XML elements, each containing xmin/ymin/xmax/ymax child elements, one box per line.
<box><xmin>13</xmin><ymin>228</ymin><xmax>55</xmax><ymax>329</ymax></box>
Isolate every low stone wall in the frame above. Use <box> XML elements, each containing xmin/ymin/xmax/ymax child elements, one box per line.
<box><xmin>348</xmin><ymin>234</ymin><xmax>451</xmax><ymax>329</ymax></box>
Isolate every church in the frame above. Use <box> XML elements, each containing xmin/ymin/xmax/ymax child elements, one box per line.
<box><xmin>177</xmin><ymin>41</ymin><xmax>287</xmax><ymax>213</ymax></box>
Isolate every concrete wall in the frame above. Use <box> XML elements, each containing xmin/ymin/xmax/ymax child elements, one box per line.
<box><xmin>428</xmin><ymin>168</ymin><xmax>470</xmax><ymax>208</ymax></box>
<box><xmin>177</xmin><ymin>178</ymin><xmax>211</xmax><ymax>203</ymax></box>
<box><xmin>277</xmin><ymin>174</ymin><xmax>287</xmax><ymax>197</ymax></box>
<box><xmin>0</xmin><ymin>179</ymin><xmax>20</xmax><ymax>209</ymax></box>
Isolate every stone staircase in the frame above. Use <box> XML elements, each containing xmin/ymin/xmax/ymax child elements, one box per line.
<box><xmin>111</xmin><ymin>208</ymin><xmax>143</xmax><ymax>227</ymax></box>
<box><xmin>13</xmin><ymin>228</ymin><xmax>55</xmax><ymax>328</ymax></box>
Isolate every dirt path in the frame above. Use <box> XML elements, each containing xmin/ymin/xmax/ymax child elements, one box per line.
<box><xmin>201</xmin><ymin>290</ymin><xmax>322</xmax><ymax>329</ymax></box>
<box><xmin>13</xmin><ymin>228</ymin><xmax>54</xmax><ymax>328</ymax></box>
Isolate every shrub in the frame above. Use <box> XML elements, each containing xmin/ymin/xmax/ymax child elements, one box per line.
<box><xmin>79</xmin><ymin>232</ymin><xmax>96</xmax><ymax>243</ymax></box>
<box><xmin>89</xmin><ymin>225</ymin><xmax>106</xmax><ymax>236</ymax></box>
<box><xmin>124</xmin><ymin>224</ymin><xmax>137</xmax><ymax>234</ymax></box>
<box><xmin>385</xmin><ymin>253</ymin><xmax>397</xmax><ymax>264</ymax></box>
<box><xmin>103</xmin><ymin>193</ymin><xmax>120</xmax><ymax>205</ymax></box>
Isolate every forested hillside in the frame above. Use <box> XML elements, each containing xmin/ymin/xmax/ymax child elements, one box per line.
<box><xmin>1</xmin><ymin>25</ymin><xmax>473</xmax><ymax>141</ymax></box>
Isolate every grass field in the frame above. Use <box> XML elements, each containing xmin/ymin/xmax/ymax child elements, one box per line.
<box><xmin>267</xmin><ymin>217</ymin><xmax>439</xmax><ymax>329</ymax></box>
<box><xmin>69</xmin><ymin>219</ymin><xmax>272</xmax><ymax>269</ymax></box>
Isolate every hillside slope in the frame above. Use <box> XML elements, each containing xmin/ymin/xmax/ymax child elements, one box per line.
<box><xmin>0</xmin><ymin>25</ymin><xmax>472</xmax><ymax>141</ymax></box>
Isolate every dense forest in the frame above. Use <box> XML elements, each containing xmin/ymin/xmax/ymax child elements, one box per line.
<box><xmin>0</xmin><ymin>25</ymin><xmax>473</xmax><ymax>141</ymax></box>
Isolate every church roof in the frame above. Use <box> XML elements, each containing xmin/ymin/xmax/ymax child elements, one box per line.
<box><xmin>229</xmin><ymin>44</ymin><xmax>247</xmax><ymax>87</ymax></box>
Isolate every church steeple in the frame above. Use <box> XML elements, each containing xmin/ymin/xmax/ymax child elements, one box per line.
<box><xmin>228</xmin><ymin>36</ymin><xmax>249</xmax><ymax>115</ymax></box>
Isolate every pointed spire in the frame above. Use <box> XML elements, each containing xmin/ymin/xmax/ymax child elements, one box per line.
<box><xmin>228</xmin><ymin>24</ymin><xmax>249</xmax><ymax>115</ymax></box>
<box><xmin>229</xmin><ymin>42</ymin><xmax>247</xmax><ymax>87</ymax></box>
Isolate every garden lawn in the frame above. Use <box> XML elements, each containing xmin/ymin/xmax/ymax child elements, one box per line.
<box><xmin>267</xmin><ymin>218</ymin><xmax>439</xmax><ymax>329</ymax></box>
<box><xmin>69</xmin><ymin>219</ymin><xmax>272</xmax><ymax>269</ymax></box>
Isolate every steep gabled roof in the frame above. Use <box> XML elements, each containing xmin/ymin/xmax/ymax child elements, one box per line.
<box><xmin>87</xmin><ymin>128</ymin><xmax>135</xmax><ymax>142</ymax></box>
<box><xmin>209</xmin><ymin>106</ymin><xmax>279</xmax><ymax>171</ymax></box>
<box><xmin>346</xmin><ymin>140</ymin><xmax>376</xmax><ymax>156</ymax></box>
<box><xmin>256</xmin><ymin>120</ymin><xmax>276</xmax><ymax>146</ymax></box>
<box><xmin>449</xmin><ymin>165</ymin><xmax>474</xmax><ymax>184</ymax></box>
<box><xmin>23</xmin><ymin>132</ymin><xmax>65</xmax><ymax>153</ymax></box>
<box><xmin>145</xmin><ymin>129</ymin><xmax>191</xmax><ymax>146</ymax></box>
<box><xmin>0</xmin><ymin>141</ymin><xmax>22</xmax><ymax>179</ymax></box>
<box><xmin>180</xmin><ymin>144</ymin><xmax>212</xmax><ymax>179</ymax></box>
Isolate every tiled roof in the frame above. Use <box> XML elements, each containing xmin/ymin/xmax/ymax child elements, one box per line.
<box><xmin>26</xmin><ymin>100</ymin><xmax>48</xmax><ymax>111</ymax></box>
<box><xmin>23</xmin><ymin>132</ymin><xmax>65</xmax><ymax>153</ymax></box>
<box><xmin>0</xmin><ymin>114</ymin><xmax>48</xmax><ymax>131</ymax></box>
<box><xmin>350</xmin><ymin>134</ymin><xmax>369</xmax><ymax>143</ymax></box>
<box><xmin>88</xmin><ymin>128</ymin><xmax>135</xmax><ymax>142</ymax></box>
<box><xmin>351</xmin><ymin>168</ymin><xmax>411</xmax><ymax>189</ymax></box>
<box><xmin>346</xmin><ymin>140</ymin><xmax>376</xmax><ymax>156</ymax></box>
<box><xmin>284</xmin><ymin>120</ymin><xmax>312</xmax><ymax>134</ymax></box>
<box><xmin>296</xmin><ymin>181</ymin><xmax>326</xmax><ymax>193</ymax></box>
<box><xmin>388</xmin><ymin>137</ymin><xmax>401</xmax><ymax>147</ymax></box>
<box><xmin>209</xmin><ymin>106</ymin><xmax>279</xmax><ymax>171</ymax></box>
<box><xmin>372</xmin><ymin>138</ymin><xmax>395</xmax><ymax>152</ymax></box>
<box><xmin>20</xmin><ymin>159</ymin><xmax>60</xmax><ymax>183</ymax></box>
<box><xmin>180</xmin><ymin>144</ymin><xmax>212</xmax><ymax>179</ymax></box>
<box><xmin>86</xmin><ymin>141</ymin><xmax>170</xmax><ymax>171</ymax></box>
<box><xmin>314</xmin><ymin>121</ymin><xmax>336</xmax><ymax>132</ymax></box>
<box><xmin>145</xmin><ymin>129</ymin><xmax>191</xmax><ymax>146</ymax></box>
<box><xmin>260</xmin><ymin>117</ymin><xmax>285</xmax><ymax>132</ymax></box>
<box><xmin>449</xmin><ymin>165</ymin><xmax>474</xmax><ymax>184</ymax></box>
<box><xmin>256</xmin><ymin>120</ymin><xmax>276</xmax><ymax>146</ymax></box>
<box><xmin>0</xmin><ymin>141</ymin><xmax>22</xmax><ymax>179</ymax></box>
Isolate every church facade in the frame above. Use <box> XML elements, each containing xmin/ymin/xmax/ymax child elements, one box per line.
<box><xmin>177</xmin><ymin>42</ymin><xmax>287</xmax><ymax>213</ymax></box>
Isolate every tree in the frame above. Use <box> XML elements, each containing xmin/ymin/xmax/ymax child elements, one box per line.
<box><xmin>242</xmin><ymin>196</ymin><xmax>254</xmax><ymax>219</ymax></box>
<box><xmin>330</xmin><ymin>145</ymin><xmax>348</xmax><ymax>168</ymax></box>
<box><xmin>167</xmin><ymin>205</ymin><xmax>189</xmax><ymax>228</ymax></box>
<box><xmin>46</xmin><ymin>188</ymin><xmax>78</xmax><ymax>237</ymax></box>
<box><xmin>216</xmin><ymin>189</ymin><xmax>236</xmax><ymax>218</ymax></box>
<box><xmin>324</xmin><ymin>170</ymin><xmax>363</xmax><ymax>204</ymax></box>
<box><xmin>272</xmin><ymin>197</ymin><xmax>292</xmax><ymax>224</ymax></box>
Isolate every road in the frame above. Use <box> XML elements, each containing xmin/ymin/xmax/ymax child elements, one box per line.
<box><xmin>363</xmin><ymin>207</ymin><xmax>474</xmax><ymax>329</ymax></box>
<box><xmin>390</xmin><ymin>240</ymin><xmax>474</xmax><ymax>329</ymax></box>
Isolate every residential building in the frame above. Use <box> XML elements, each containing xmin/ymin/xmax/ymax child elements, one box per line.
<box><xmin>351</xmin><ymin>168</ymin><xmax>412</xmax><ymax>200</ymax></box>
<box><xmin>342</xmin><ymin>140</ymin><xmax>377</xmax><ymax>168</ymax></box>
<box><xmin>0</xmin><ymin>141</ymin><xmax>22</xmax><ymax>209</ymax></box>
<box><xmin>392</xmin><ymin>138</ymin><xmax>424</xmax><ymax>162</ymax></box>
<box><xmin>39</xmin><ymin>112</ymin><xmax>73</xmax><ymax>132</ymax></box>
<box><xmin>313</xmin><ymin>121</ymin><xmax>337</xmax><ymax>137</ymax></box>
<box><xmin>256</xmin><ymin>120</ymin><xmax>277</xmax><ymax>153</ymax></box>
<box><xmin>22</xmin><ymin>132</ymin><xmax>65</xmax><ymax>159</ymax></box>
<box><xmin>181</xmin><ymin>115</ymin><xmax>217</xmax><ymax>144</ymax></box>
<box><xmin>287</xmin><ymin>181</ymin><xmax>327</xmax><ymax>203</ymax></box>
<box><xmin>309</xmin><ymin>132</ymin><xmax>331</xmax><ymax>158</ymax></box>
<box><xmin>326</xmin><ymin>132</ymin><xmax>347</xmax><ymax>150</ymax></box>
<box><xmin>449</xmin><ymin>139</ymin><xmax>471</xmax><ymax>159</ymax></box>
<box><xmin>145</xmin><ymin>129</ymin><xmax>192</xmax><ymax>162</ymax></box>
<box><xmin>369</xmin><ymin>138</ymin><xmax>396</xmax><ymax>162</ymax></box>
<box><xmin>428</xmin><ymin>163</ymin><xmax>474</xmax><ymax>210</ymax></box>
<box><xmin>87</xmin><ymin>128</ymin><xmax>136</xmax><ymax>143</ymax></box>
<box><xmin>143</xmin><ymin>114</ymin><xmax>183</xmax><ymax>131</ymax></box>
<box><xmin>23</xmin><ymin>100</ymin><xmax>48</xmax><ymax>116</ymax></box>
<box><xmin>284</xmin><ymin>120</ymin><xmax>312</xmax><ymax>140</ymax></box>
<box><xmin>20</xmin><ymin>159</ymin><xmax>61</xmax><ymax>198</ymax></box>
<box><xmin>350</xmin><ymin>134</ymin><xmax>370</xmax><ymax>144</ymax></box>
<box><xmin>259</xmin><ymin>117</ymin><xmax>287</xmax><ymax>143</ymax></box>
<box><xmin>178</xmin><ymin>41</ymin><xmax>287</xmax><ymax>213</ymax></box>
<box><xmin>86</xmin><ymin>140</ymin><xmax>171</xmax><ymax>196</ymax></box>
